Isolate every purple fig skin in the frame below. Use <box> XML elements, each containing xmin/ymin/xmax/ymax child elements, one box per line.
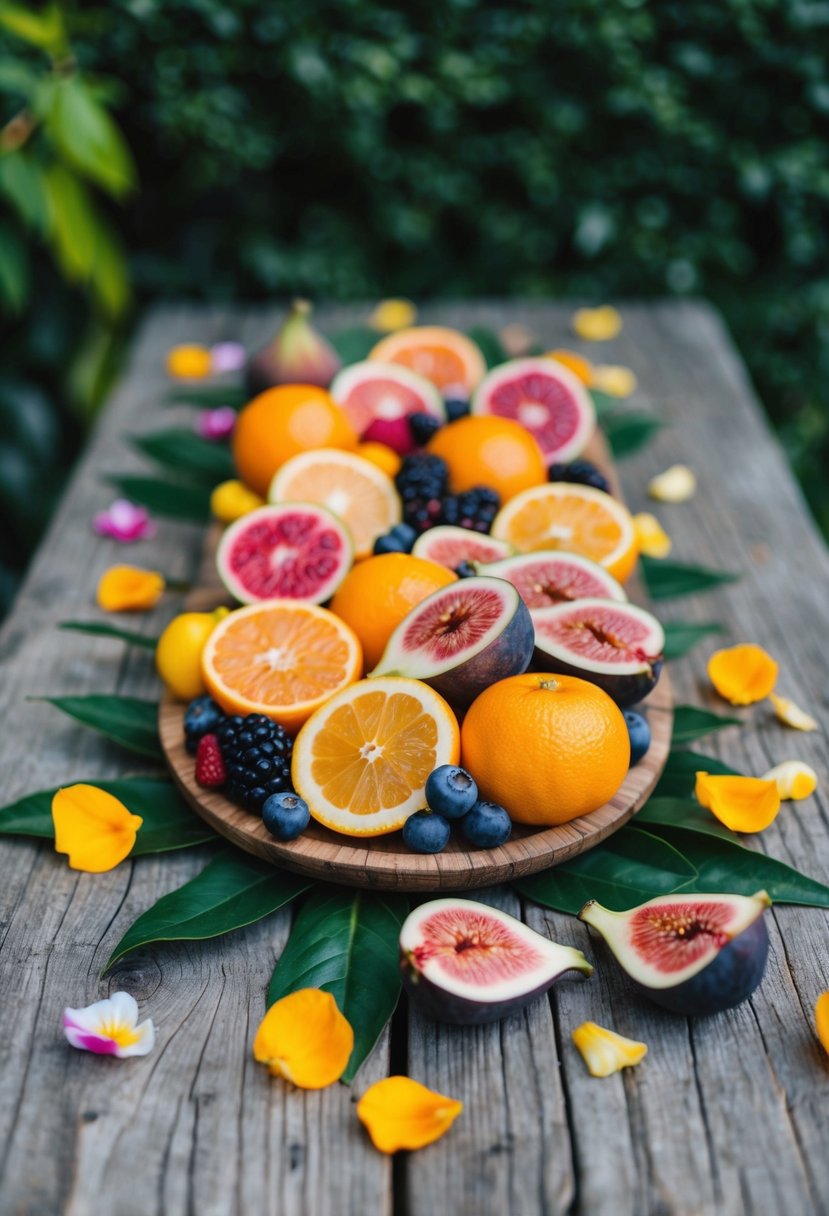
<box><xmin>530</xmin><ymin>645</ymin><xmax>663</xmax><ymax>708</ymax></box>
<box><xmin>246</xmin><ymin>299</ymin><xmax>341</xmax><ymax>396</ymax></box>
<box><xmin>401</xmin><ymin>954</ymin><xmax>586</xmax><ymax>1026</ymax></box>
<box><xmin>425</xmin><ymin>594</ymin><xmax>535</xmax><ymax>711</ymax></box>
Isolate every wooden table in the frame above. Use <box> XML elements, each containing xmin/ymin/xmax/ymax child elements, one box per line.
<box><xmin>1</xmin><ymin>302</ymin><xmax>827</xmax><ymax>1216</ymax></box>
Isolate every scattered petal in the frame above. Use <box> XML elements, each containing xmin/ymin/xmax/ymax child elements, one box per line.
<box><xmin>572</xmin><ymin>1021</ymin><xmax>648</xmax><ymax>1077</ymax></box>
<box><xmin>63</xmin><ymin>991</ymin><xmax>155</xmax><ymax>1058</ymax></box>
<box><xmin>370</xmin><ymin>298</ymin><xmax>417</xmax><ymax>332</ymax></box>
<box><xmin>572</xmin><ymin>306</ymin><xmax>622</xmax><ymax>342</ymax></box>
<box><xmin>93</xmin><ymin>499</ymin><xmax>157</xmax><ymax>543</ymax></box>
<box><xmin>544</xmin><ymin>348</ymin><xmax>594</xmax><ymax>385</ymax></box>
<box><xmin>761</xmin><ymin>761</ymin><xmax>818</xmax><ymax>801</ymax></box>
<box><xmin>769</xmin><ymin>692</ymin><xmax>817</xmax><ymax>732</ymax></box>
<box><xmin>210</xmin><ymin>479</ymin><xmax>266</xmax><ymax>523</ymax></box>
<box><xmin>592</xmin><ymin>365</ymin><xmax>637</xmax><ymax>398</ymax></box>
<box><xmin>816</xmin><ymin>992</ymin><xmax>829</xmax><ymax>1056</ymax></box>
<box><xmin>708</xmin><ymin>643</ymin><xmax>778</xmax><ymax>705</ymax></box>
<box><xmin>695</xmin><ymin>772</ymin><xmax>780</xmax><ymax>832</ymax></box>
<box><xmin>253</xmin><ymin>988</ymin><xmax>353</xmax><ymax>1089</ymax></box>
<box><xmin>96</xmin><ymin>565</ymin><xmax>165</xmax><ymax>612</ymax></box>
<box><xmin>52</xmin><ymin>784</ymin><xmax>143</xmax><ymax>872</ymax></box>
<box><xmin>357</xmin><ymin>1076</ymin><xmax>463</xmax><ymax>1153</ymax></box>
<box><xmin>648</xmin><ymin>464</ymin><xmax>697</xmax><ymax>503</ymax></box>
<box><xmin>166</xmin><ymin>344</ymin><xmax>212</xmax><ymax>379</ymax></box>
<box><xmin>633</xmin><ymin>512</ymin><xmax>672</xmax><ymax>559</ymax></box>
<box><xmin>210</xmin><ymin>341</ymin><xmax>247</xmax><ymax>373</ymax></box>
<box><xmin>499</xmin><ymin>323</ymin><xmax>537</xmax><ymax>358</ymax></box>
<box><xmin>197</xmin><ymin>406</ymin><xmax>237</xmax><ymax>441</ymax></box>
<box><xmin>356</xmin><ymin>441</ymin><xmax>402</xmax><ymax>479</ymax></box>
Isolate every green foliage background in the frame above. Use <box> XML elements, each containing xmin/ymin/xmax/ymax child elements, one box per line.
<box><xmin>2</xmin><ymin>0</ymin><xmax>829</xmax><ymax>611</ymax></box>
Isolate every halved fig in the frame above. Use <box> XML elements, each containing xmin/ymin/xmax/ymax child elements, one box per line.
<box><xmin>401</xmin><ymin>898</ymin><xmax>593</xmax><ymax>1025</ymax></box>
<box><xmin>579</xmin><ymin>891</ymin><xmax>771</xmax><ymax>1016</ymax></box>
<box><xmin>412</xmin><ymin>526</ymin><xmax>513</xmax><ymax>570</ymax></box>
<box><xmin>482</xmin><ymin>551</ymin><xmax>627</xmax><ymax>609</ymax></box>
<box><xmin>216</xmin><ymin>503</ymin><xmax>353</xmax><ymax>605</ymax></box>
<box><xmin>532</xmin><ymin>598</ymin><xmax>664</xmax><ymax>707</ymax></box>
<box><xmin>371</xmin><ymin>576</ymin><xmax>534</xmax><ymax>709</ymax></box>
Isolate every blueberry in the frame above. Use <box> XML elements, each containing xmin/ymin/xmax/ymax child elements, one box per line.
<box><xmin>425</xmin><ymin>765</ymin><xmax>479</xmax><ymax>819</ymax></box>
<box><xmin>402</xmin><ymin>809</ymin><xmax>451</xmax><ymax>853</ymax></box>
<box><xmin>454</xmin><ymin>560</ymin><xmax>477</xmax><ymax>578</ymax></box>
<box><xmin>373</xmin><ymin>531</ymin><xmax>410</xmax><ymax>555</ymax></box>
<box><xmin>460</xmin><ymin>800</ymin><xmax>512</xmax><ymax>848</ymax></box>
<box><xmin>444</xmin><ymin>397</ymin><xmax>470</xmax><ymax>422</ymax></box>
<box><xmin>183</xmin><ymin>695</ymin><xmax>225</xmax><ymax>754</ymax></box>
<box><xmin>389</xmin><ymin>522</ymin><xmax>417</xmax><ymax>549</ymax></box>
<box><xmin>262</xmin><ymin>791</ymin><xmax>311</xmax><ymax>841</ymax></box>
<box><xmin>624</xmin><ymin>710</ymin><xmax>651</xmax><ymax>766</ymax></box>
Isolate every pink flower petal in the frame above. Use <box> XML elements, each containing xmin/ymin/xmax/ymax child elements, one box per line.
<box><xmin>197</xmin><ymin>406</ymin><xmax>237</xmax><ymax>441</ymax></box>
<box><xmin>65</xmin><ymin>1028</ymin><xmax>121</xmax><ymax>1055</ymax></box>
<box><xmin>210</xmin><ymin>341</ymin><xmax>247</xmax><ymax>373</ymax></box>
<box><xmin>93</xmin><ymin>500</ymin><xmax>156</xmax><ymax>543</ymax></box>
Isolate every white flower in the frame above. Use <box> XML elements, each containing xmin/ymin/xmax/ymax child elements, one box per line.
<box><xmin>63</xmin><ymin>992</ymin><xmax>155</xmax><ymax>1058</ymax></box>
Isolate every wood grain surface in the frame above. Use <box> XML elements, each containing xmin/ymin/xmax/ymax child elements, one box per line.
<box><xmin>0</xmin><ymin>301</ymin><xmax>827</xmax><ymax>1216</ymax></box>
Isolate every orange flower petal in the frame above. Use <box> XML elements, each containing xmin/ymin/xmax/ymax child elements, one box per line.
<box><xmin>633</xmin><ymin>512</ymin><xmax>672</xmax><ymax>558</ymax></box>
<box><xmin>96</xmin><ymin>566</ymin><xmax>165</xmax><ymax>612</ymax></box>
<box><xmin>544</xmin><ymin>349</ymin><xmax>594</xmax><ymax>385</ymax></box>
<box><xmin>572</xmin><ymin>1022</ymin><xmax>648</xmax><ymax>1077</ymax></box>
<box><xmin>761</xmin><ymin>761</ymin><xmax>818</xmax><ymax>801</ymax></box>
<box><xmin>707</xmin><ymin>643</ymin><xmax>778</xmax><ymax>705</ymax></box>
<box><xmin>253</xmin><ymin>988</ymin><xmax>353</xmax><ymax>1089</ymax></box>
<box><xmin>52</xmin><ymin>784</ymin><xmax>143</xmax><ymax>872</ymax></box>
<box><xmin>166</xmin><ymin>344</ymin><xmax>212</xmax><ymax>378</ymax></box>
<box><xmin>210</xmin><ymin>479</ymin><xmax>265</xmax><ymax>523</ymax></box>
<box><xmin>695</xmin><ymin>772</ymin><xmax>780</xmax><ymax>833</ymax></box>
<box><xmin>816</xmin><ymin>992</ymin><xmax>829</xmax><ymax>1056</ymax></box>
<box><xmin>357</xmin><ymin>1076</ymin><xmax>463</xmax><ymax>1153</ymax></box>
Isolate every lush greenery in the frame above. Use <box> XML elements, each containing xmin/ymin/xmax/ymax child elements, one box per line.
<box><xmin>2</xmin><ymin>0</ymin><xmax>829</xmax><ymax>610</ymax></box>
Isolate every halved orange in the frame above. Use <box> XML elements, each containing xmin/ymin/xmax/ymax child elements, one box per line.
<box><xmin>292</xmin><ymin>677</ymin><xmax>460</xmax><ymax>836</ymax></box>
<box><xmin>491</xmin><ymin>483</ymin><xmax>639</xmax><ymax>583</ymax></box>
<box><xmin>368</xmin><ymin>326</ymin><xmax>486</xmax><ymax>398</ymax></box>
<box><xmin>268</xmin><ymin>448</ymin><xmax>401</xmax><ymax>559</ymax></box>
<box><xmin>201</xmin><ymin>601</ymin><xmax>362</xmax><ymax>734</ymax></box>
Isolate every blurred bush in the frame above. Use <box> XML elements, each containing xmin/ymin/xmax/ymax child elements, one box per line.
<box><xmin>2</xmin><ymin>0</ymin><xmax>829</xmax><ymax>610</ymax></box>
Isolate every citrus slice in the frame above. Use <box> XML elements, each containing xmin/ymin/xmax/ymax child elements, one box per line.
<box><xmin>472</xmin><ymin>357</ymin><xmax>596</xmax><ymax>465</ymax></box>
<box><xmin>330</xmin><ymin>361</ymin><xmax>445</xmax><ymax>439</ymax></box>
<box><xmin>368</xmin><ymin>327</ymin><xmax>486</xmax><ymax>398</ymax></box>
<box><xmin>292</xmin><ymin>677</ymin><xmax>460</xmax><ymax>836</ymax></box>
<box><xmin>268</xmin><ymin>448</ymin><xmax>401</xmax><ymax>559</ymax></box>
<box><xmin>491</xmin><ymin>483</ymin><xmax>638</xmax><ymax>583</ymax></box>
<box><xmin>201</xmin><ymin>601</ymin><xmax>362</xmax><ymax>734</ymax></box>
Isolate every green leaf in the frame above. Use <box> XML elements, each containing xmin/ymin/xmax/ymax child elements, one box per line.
<box><xmin>0</xmin><ymin>776</ymin><xmax>215</xmax><ymax>854</ymax></box>
<box><xmin>641</xmin><ymin>556</ymin><xmax>740</xmax><ymax>600</ymax></box>
<box><xmin>589</xmin><ymin>389</ymin><xmax>616</xmax><ymax>419</ymax></box>
<box><xmin>166</xmin><ymin>384</ymin><xmax>247</xmax><ymax>409</ymax></box>
<box><xmin>0</xmin><ymin>2</ymin><xmax>66</xmax><ymax>52</ymax></box>
<box><xmin>466</xmin><ymin>325</ymin><xmax>507</xmax><ymax>368</ymax></box>
<box><xmin>108</xmin><ymin>474</ymin><xmax>212</xmax><ymax>522</ymax></box>
<box><xmin>58</xmin><ymin>621</ymin><xmax>159</xmax><ymax>651</ymax></box>
<box><xmin>601</xmin><ymin>411</ymin><xmax>664</xmax><ymax>457</ymax></box>
<box><xmin>43</xmin><ymin>163</ymin><xmax>97</xmax><ymax>282</ymax></box>
<box><xmin>663</xmin><ymin>620</ymin><xmax>725</xmax><ymax>660</ymax></box>
<box><xmin>329</xmin><ymin>325</ymin><xmax>377</xmax><ymax>364</ymax></box>
<box><xmin>671</xmin><ymin>705</ymin><xmax>741</xmax><ymax>745</ymax></box>
<box><xmin>39</xmin><ymin>695</ymin><xmax>162</xmax><ymax>759</ymax></box>
<box><xmin>89</xmin><ymin>220</ymin><xmax>130</xmax><ymax>318</ymax></box>
<box><xmin>0</xmin><ymin>153</ymin><xmax>49</xmax><ymax>232</ymax></box>
<box><xmin>106</xmin><ymin>850</ymin><xmax>310</xmax><ymax>970</ymax></box>
<box><xmin>130</xmin><ymin>428</ymin><xmax>235</xmax><ymax>482</ymax></box>
<box><xmin>49</xmin><ymin>76</ymin><xmax>136</xmax><ymax>197</ymax></box>
<box><xmin>0</xmin><ymin>217</ymin><xmax>29</xmax><ymax>312</ymax></box>
<box><xmin>636</xmin><ymin>796</ymin><xmax>739</xmax><ymax>843</ymax></box>
<box><xmin>267</xmin><ymin>887</ymin><xmax>408</xmax><ymax>1082</ymax></box>
<box><xmin>0</xmin><ymin>59</ymin><xmax>39</xmax><ymax>97</ymax></box>
<box><xmin>653</xmin><ymin>749</ymin><xmax>742</xmax><ymax>799</ymax></box>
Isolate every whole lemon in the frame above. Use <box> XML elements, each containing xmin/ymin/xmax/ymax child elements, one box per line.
<box><xmin>156</xmin><ymin>608</ymin><xmax>228</xmax><ymax>701</ymax></box>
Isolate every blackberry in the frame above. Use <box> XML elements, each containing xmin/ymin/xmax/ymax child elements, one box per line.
<box><xmin>439</xmin><ymin>486</ymin><xmax>500</xmax><ymax>533</ymax></box>
<box><xmin>444</xmin><ymin>398</ymin><xmax>470</xmax><ymax>422</ymax></box>
<box><xmin>454</xmin><ymin>560</ymin><xmax>477</xmax><ymax>578</ymax></box>
<box><xmin>408</xmin><ymin>412</ymin><xmax>442</xmax><ymax>447</ymax></box>
<box><xmin>548</xmin><ymin>459</ymin><xmax>610</xmax><ymax>494</ymax></box>
<box><xmin>395</xmin><ymin>453</ymin><xmax>449</xmax><ymax>533</ymax></box>
<box><xmin>216</xmin><ymin>713</ymin><xmax>293</xmax><ymax>813</ymax></box>
<box><xmin>183</xmin><ymin>696</ymin><xmax>226</xmax><ymax>755</ymax></box>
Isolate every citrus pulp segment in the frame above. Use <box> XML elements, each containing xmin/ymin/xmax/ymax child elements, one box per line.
<box><xmin>330</xmin><ymin>361</ymin><xmax>446</xmax><ymax>438</ymax></box>
<box><xmin>368</xmin><ymin>326</ymin><xmax>487</xmax><ymax>398</ymax></box>
<box><xmin>472</xmin><ymin>357</ymin><xmax>596</xmax><ymax>465</ymax></box>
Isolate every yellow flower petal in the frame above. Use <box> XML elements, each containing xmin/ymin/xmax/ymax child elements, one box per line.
<box><xmin>707</xmin><ymin>643</ymin><xmax>778</xmax><ymax>705</ymax></box>
<box><xmin>769</xmin><ymin>692</ymin><xmax>817</xmax><ymax>732</ymax></box>
<box><xmin>761</xmin><ymin>761</ymin><xmax>818</xmax><ymax>801</ymax></box>
<box><xmin>52</xmin><ymin>784</ymin><xmax>143</xmax><ymax>872</ymax></box>
<box><xmin>816</xmin><ymin>992</ymin><xmax>829</xmax><ymax>1056</ymax></box>
<box><xmin>695</xmin><ymin>772</ymin><xmax>780</xmax><ymax>832</ymax></box>
<box><xmin>166</xmin><ymin>344</ymin><xmax>212</xmax><ymax>379</ymax></box>
<box><xmin>96</xmin><ymin>565</ymin><xmax>165</xmax><ymax>612</ymax></box>
<box><xmin>572</xmin><ymin>306</ymin><xmax>622</xmax><ymax>342</ymax></box>
<box><xmin>647</xmin><ymin>464</ymin><xmax>697</xmax><ymax>503</ymax></box>
<box><xmin>592</xmin><ymin>365</ymin><xmax>637</xmax><ymax>398</ymax></box>
<box><xmin>544</xmin><ymin>349</ymin><xmax>595</xmax><ymax>385</ymax></box>
<box><xmin>253</xmin><ymin>989</ymin><xmax>353</xmax><ymax>1089</ymax></box>
<box><xmin>572</xmin><ymin>1022</ymin><xmax>648</xmax><ymax>1077</ymax></box>
<box><xmin>357</xmin><ymin>1076</ymin><xmax>463</xmax><ymax>1153</ymax></box>
<box><xmin>210</xmin><ymin>479</ymin><xmax>265</xmax><ymax>523</ymax></box>
<box><xmin>370</xmin><ymin>298</ymin><xmax>417</xmax><ymax>332</ymax></box>
<box><xmin>633</xmin><ymin>512</ymin><xmax>672</xmax><ymax>558</ymax></box>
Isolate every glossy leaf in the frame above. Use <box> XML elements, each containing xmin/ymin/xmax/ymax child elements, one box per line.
<box><xmin>641</xmin><ymin>556</ymin><xmax>740</xmax><ymax>600</ymax></box>
<box><xmin>130</xmin><ymin>428</ymin><xmax>235</xmax><ymax>481</ymax></box>
<box><xmin>59</xmin><ymin>621</ymin><xmax>159</xmax><ymax>651</ymax></box>
<box><xmin>602</xmin><ymin>411</ymin><xmax>664</xmax><ymax>457</ymax></box>
<box><xmin>108</xmin><ymin>475</ymin><xmax>212</xmax><ymax>522</ymax></box>
<box><xmin>653</xmin><ymin>749</ymin><xmax>742</xmax><ymax>798</ymax></box>
<box><xmin>671</xmin><ymin>705</ymin><xmax>741</xmax><ymax>746</ymax></box>
<box><xmin>50</xmin><ymin>77</ymin><xmax>136</xmax><ymax>197</ymax></box>
<box><xmin>663</xmin><ymin>620</ymin><xmax>725</xmax><ymax>659</ymax></box>
<box><xmin>40</xmin><ymin>695</ymin><xmax>162</xmax><ymax>759</ymax></box>
<box><xmin>267</xmin><ymin>887</ymin><xmax>408</xmax><ymax>1082</ymax></box>
<box><xmin>636</xmin><ymin>796</ymin><xmax>739</xmax><ymax>843</ymax></box>
<box><xmin>0</xmin><ymin>153</ymin><xmax>49</xmax><ymax>232</ymax></box>
<box><xmin>0</xmin><ymin>2</ymin><xmax>66</xmax><ymax>51</ymax></box>
<box><xmin>43</xmin><ymin>164</ymin><xmax>97</xmax><ymax>282</ymax></box>
<box><xmin>466</xmin><ymin>325</ymin><xmax>507</xmax><ymax>368</ymax></box>
<box><xmin>329</xmin><ymin>325</ymin><xmax>377</xmax><ymax>365</ymax></box>
<box><xmin>166</xmin><ymin>384</ymin><xmax>247</xmax><ymax>409</ymax></box>
<box><xmin>105</xmin><ymin>851</ymin><xmax>311</xmax><ymax>970</ymax></box>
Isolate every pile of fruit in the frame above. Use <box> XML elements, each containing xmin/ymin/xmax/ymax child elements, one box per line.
<box><xmin>165</xmin><ymin>317</ymin><xmax>666</xmax><ymax>854</ymax></box>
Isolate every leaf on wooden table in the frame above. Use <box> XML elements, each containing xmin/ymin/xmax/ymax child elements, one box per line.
<box><xmin>105</xmin><ymin>850</ymin><xmax>311</xmax><ymax>970</ymax></box>
<box><xmin>653</xmin><ymin>749</ymin><xmax>741</xmax><ymax>799</ymax></box>
<box><xmin>166</xmin><ymin>384</ymin><xmax>247</xmax><ymax>409</ymax></box>
<box><xmin>39</xmin><ymin>694</ymin><xmax>162</xmax><ymax>759</ymax></box>
<box><xmin>601</xmin><ymin>411</ymin><xmax>665</xmax><ymax>458</ymax></box>
<box><xmin>636</xmin><ymin>796</ymin><xmax>739</xmax><ymax>843</ymax></box>
<box><xmin>465</xmin><ymin>325</ymin><xmax>507</xmax><ymax>368</ymax></box>
<box><xmin>267</xmin><ymin>886</ymin><xmax>409</xmax><ymax>1083</ymax></box>
<box><xmin>671</xmin><ymin>705</ymin><xmax>742</xmax><ymax>746</ymax></box>
<box><xmin>663</xmin><ymin>620</ymin><xmax>725</xmax><ymax>660</ymax></box>
<box><xmin>329</xmin><ymin>325</ymin><xmax>377</xmax><ymax>365</ymax></box>
<box><xmin>59</xmin><ymin>621</ymin><xmax>159</xmax><ymax>650</ymax></box>
<box><xmin>130</xmin><ymin>428</ymin><xmax>235</xmax><ymax>482</ymax></box>
<box><xmin>107</xmin><ymin>474</ymin><xmax>212</xmax><ymax>522</ymax></box>
<box><xmin>641</xmin><ymin>557</ymin><xmax>740</xmax><ymax>600</ymax></box>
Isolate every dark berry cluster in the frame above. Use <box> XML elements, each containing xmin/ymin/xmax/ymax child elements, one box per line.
<box><xmin>439</xmin><ymin>486</ymin><xmax>500</xmax><ymax>533</ymax></box>
<box><xmin>216</xmin><ymin>714</ymin><xmax>294</xmax><ymax>812</ymax></box>
<box><xmin>548</xmin><ymin>459</ymin><xmax>610</xmax><ymax>494</ymax></box>
<box><xmin>395</xmin><ymin>453</ymin><xmax>449</xmax><ymax>533</ymax></box>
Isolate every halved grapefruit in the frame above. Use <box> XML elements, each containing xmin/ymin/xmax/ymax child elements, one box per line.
<box><xmin>472</xmin><ymin>357</ymin><xmax>595</xmax><ymax>466</ymax></box>
<box><xmin>368</xmin><ymin>326</ymin><xmax>486</xmax><ymax>399</ymax></box>
<box><xmin>330</xmin><ymin>361</ymin><xmax>445</xmax><ymax>448</ymax></box>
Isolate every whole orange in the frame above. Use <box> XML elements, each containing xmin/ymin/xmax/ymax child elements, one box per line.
<box><xmin>461</xmin><ymin>672</ymin><xmax>630</xmax><ymax>825</ymax></box>
<box><xmin>329</xmin><ymin>553</ymin><xmax>457</xmax><ymax>671</ymax></box>
<box><xmin>232</xmin><ymin>385</ymin><xmax>357</xmax><ymax>496</ymax></box>
<box><xmin>427</xmin><ymin>415</ymin><xmax>546</xmax><ymax>502</ymax></box>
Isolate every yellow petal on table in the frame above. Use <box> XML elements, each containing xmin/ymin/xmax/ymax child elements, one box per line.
<box><xmin>707</xmin><ymin>643</ymin><xmax>778</xmax><ymax>705</ymax></box>
<box><xmin>572</xmin><ymin>1022</ymin><xmax>648</xmax><ymax>1077</ymax></box>
<box><xmin>210</xmin><ymin>479</ymin><xmax>265</xmax><ymax>523</ymax></box>
<box><xmin>572</xmin><ymin>306</ymin><xmax>622</xmax><ymax>342</ymax></box>
<box><xmin>369</xmin><ymin>298</ymin><xmax>417</xmax><ymax>333</ymax></box>
<box><xmin>769</xmin><ymin>693</ymin><xmax>818</xmax><ymax>732</ymax></box>
<box><xmin>253</xmin><ymin>989</ymin><xmax>353</xmax><ymax>1089</ymax></box>
<box><xmin>695</xmin><ymin>772</ymin><xmax>780</xmax><ymax>832</ymax></box>
<box><xmin>357</xmin><ymin>1076</ymin><xmax>463</xmax><ymax>1153</ymax></box>
<box><xmin>761</xmin><ymin>761</ymin><xmax>818</xmax><ymax>801</ymax></box>
<box><xmin>816</xmin><ymin>992</ymin><xmax>829</xmax><ymax>1056</ymax></box>
<box><xmin>544</xmin><ymin>349</ymin><xmax>595</xmax><ymax>385</ymax></box>
<box><xmin>633</xmin><ymin>513</ymin><xmax>672</xmax><ymax>559</ymax></box>
<box><xmin>166</xmin><ymin>344</ymin><xmax>212</xmax><ymax>379</ymax></box>
<box><xmin>647</xmin><ymin>464</ymin><xmax>697</xmax><ymax>503</ymax></box>
<box><xmin>96</xmin><ymin>565</ymin><xmax>165</xmax><ymax>612</ymax></box>
<box><xmin>592</xmin><ymin>365</ymin><xmax>637</xmax><ymax>398</ymax></box>
<box><xmin>52</xmin><ymin>784</ymin><xmax>143</xmax><ymax>872</ymax></box>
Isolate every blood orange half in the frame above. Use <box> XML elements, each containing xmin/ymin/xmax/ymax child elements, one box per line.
<box><xmin>472</xmin><ymin>357</ymin><xmax>595</xmax><ymax>466</ymax></box>
<box><xmin>368</xmin><ymin>327</ymin><xmax>487</xmax><ymax>399</ymax></box>
<box><xmin>330</xmin><ymin>361</ymin><xmax>445</xmax><ymax>444</ymax></box>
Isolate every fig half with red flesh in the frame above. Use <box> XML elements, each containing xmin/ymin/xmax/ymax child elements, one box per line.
<box><xmin>371</xmin><ymin>576</ymin><xmax>534</xmax><ymax>709</ymax></box>
<box><xmin>401</xmin><ymin>898</ymin><xmax>593</xmax><ymax>1025</ymax></box>
<box><xmin>531</xmin><ymin>597</ymin><xmax>664</xmax><ymax>707</ymax></box>
<box><xmin>412</xmin><ymin>526</ymin><xmax>513</xmax><ymax>570</ymax></box>
<box><xmin>472</xmin><ymin>357</ymin><xmax>596</xmax><ymax>465</ymax></box>
<box><xmin>579</xmin><ymin>891</ymin><xmax>771</xmax><ymax>1016</ymax></box>
<box><xmin>482</xmin><ymin>551</ymin><xmax>627</xmax><ymax>610</ymax></box>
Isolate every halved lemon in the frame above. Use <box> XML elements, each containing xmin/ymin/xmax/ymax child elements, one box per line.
<box><xmin>368</xmin><ymin>326</ymin><xmax>486</xmax><ymax>398</ymax></box>
<box><xmin>292</xmin><ymin>677</ymin><xmax>460</xmax><ymax>836</ymax></box>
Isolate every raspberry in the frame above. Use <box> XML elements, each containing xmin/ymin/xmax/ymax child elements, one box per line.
<box><xmin>195</xmin><ymin>733</ymin><xmax>227</xmax><ymax>788</ymax></box>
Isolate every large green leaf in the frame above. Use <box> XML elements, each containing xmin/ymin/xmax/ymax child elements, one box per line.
<box><xmin>329</xmin><ymin>325</ymin><xmax>378</xmax><ymax>365</ymax></box>
<box><xmin>652</xmin><ymin>748</ymin><xmax>741</xmax><ymax>798</ymax></box>
<box><xmin>0</xmin><ymin>217</ymin><xmax>29</xmax><ymax>312</ymax></box>
<box><xmin>0</xmin><ymin>1</ymin><xmax>66</xmax><ymax>52</ymax></box>
<box><xmin>602</xmin><ymin>411</ymin><xmax>664</xmax><ymax>457</ymax></box>
<box><xmin>166</xmin><ymin>384</ymin><xmax>247</xmax><ymax>409</ymax></box>
<box><xmin>465</xmin><ymin>325</ymin><xmax>507</xmax><ymax>368</ymax></box>
<box><xmin>108</xmin><ymin>475</ymin><xmax>212</xmax><ymax>522</ymax></box>
<box><xmin>641</xmin><ymin>556</ymin><xmax>740</xmax><ymax>600</ymax></box>
<box><xmin>0</xmin><ymin>776</ymin><xmax>215</xmax><ymax>854</ymax></box>
<box><xmin>267</xmin><ymin>887</ymin><xmax>408</xmax><ymax>1082</ymax></box>
<box><xmin>663</xmin><ymin>620</ymin><xmax>725</xmax><ymax>659</ymax></box>
<box><xmin>0</xmin><ymin>153</ymin><xmax>49</xmax><ymax>232</ymax></box>
<box><xmin>105</xmin><ymin>851</ymin><xmax>311</xmax><ymax>970</ymax></box>
<box><xmin>43</xmin><ymin>164</ymin><xmax>97</xmax><ymax>282</ymax></box>
<box><xmin>50</xmin><ymin>76</ymin><xmax>135</xmax><ymax>198</ymax></box>
<box><xmin>131</xmin><ymin>428</ymin><xmax>235</xmax><ymax>482</ymax></box>
<box><xmin>636</xmin><ymin>796</ymin><xmax>738</xmax><ymax>843</ymax></box>
<box><xmin>671</xmin><ymin>705</ymin><xmax>741</xmax><ymax>746</ymax></box>
<box><xmin>40</xmin><ymin>695</ymin><xmax>162</xmax><ymax>759</ymax></box>
<box><xmin>59</xmin><ymin>621</ymin><xmax>159</xmax><ymax>651</ymax></box>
